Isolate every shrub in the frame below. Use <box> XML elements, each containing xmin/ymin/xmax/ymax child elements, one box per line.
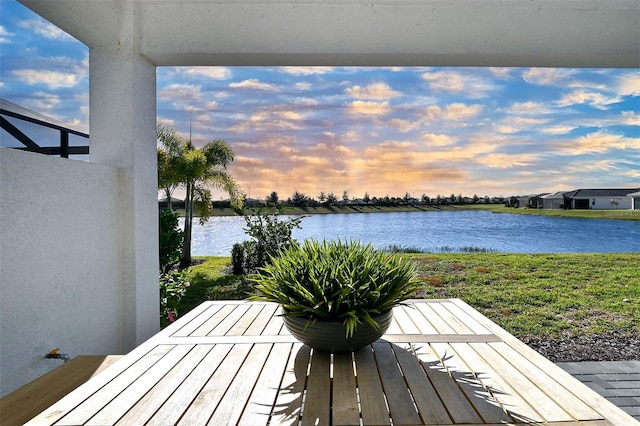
<box><xmin>231</xmin><ymin>242</ymin><xmax>245</xmax><ymax>274</ymax></box>
<box><xmin>159</xmin><ymin>208</ymin><xmax>183</xmax><ymax>273</ymax></box>
<box><xmin>250</xmin><ymin>240</ymin><xmax>421</xmax><ymax>337</ymax></box>
<box><xmin>233</xmin><ymin>209</ymin><xmax>304</xmax><ymax>274</ymax></box>
<box><xmin>160</xmin><ymin>271</ymin><xmax>190</xmax><ymax>326</ymax></box>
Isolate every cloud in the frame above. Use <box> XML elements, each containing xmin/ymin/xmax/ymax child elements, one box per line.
<box><xmin>505</xmin><ymin>101</ymin><xmax>552</xmax><ymax>115</ymax></box>
<box><xmin>624</xmin><ymin>167</ymin><xmax>640</xmax><ymax>179</ymax></box>
<box><xmin>11</xmin><ymin>55</ymin><xmax>87</xmax><ymax>89</ymax></box>
<box><xmin>378</xmin><ymin>140</ymin><xmax>415</xmax><ymax>149</ymax></box>
<box><xmin>229</xmin><ymin>79</ymin><xmax>277</xmax><ymax>91</ymax></box>
<box><xmin>293</xmin><ymin>97</ymin><xmax>318</xmax><ymax>106</ymax></box>
<box><xmin>182</xmin><ymin>67</ymin><xmax>232</xmax><ymax>80</ymax></box>
<box><xmin>489</xmin><ymin>68</ymin><xmax>513</xmax><ymax>79</ymax></box>
<box><xmin>157</xmin><ymin>83</ymin><xmax>202</xmax><ymax>101</ymax></box>
<box><xmin>621</xmin><ymin>111</ymin><xmax>640</xmax><ymax>126</ymax></box>
<box><xmin>17</xmin><ymin>18</ymin><xmax>75</xmax><ymax>41</ymax></box>
<box><xmin>422</xmin><ymin>133</ymin><xmax>457</xmax><ymax>147</ymax></box>
<box><xmin>157</xmin><ymin>117</ymin><xmax>176</xmax><ymax>127</ymax></box>
<box><xmin>522</xmin><ymin>68</ymin><xmax>576</xmax><ymax>86</ymax></box>
<box><xmin>421</xmin><ymin>70</ymin><xmax>496</xmax><ymax>98</ymax></box>
<box><xmin>423</xmin><ymin>103</ymin><xmax>483</xmax><ymax>122</ymax></box>
<box><xmin>558</xmin><ymin>131</ymin><xmax>639</xmax><ymax>155</ymax></box>
<box><xmin>280</xmin><ymin>66</ymin><xmax>336</xmax><ymax>76</ymax></box>
<box><xmin>564</xmin><ymin>159</ymin><xmax>618</xmax><ymax>173</ymax></box>
<box><xmin>0</xmin><ymin>25</ymin><xmax>13</xmax><ymax>43</ymax></box>
<box><xmin>347</xmin><ymin>100</ymin><xmax>391</xmax><ymax>116</ymax></box>
<box><xmin>541</xmin><ymin>125</ymin><xmax>576</xmax><ymax>135</ymax></box>
<box><xmin>24</xmin><ymin>92</ymin><xmax>60</xmax><ymax>113</ymax></box>
<box><xmin>479</xmin><ymin>152</ymin><xmax>540</xmax><ymax>169</ymax></box>
<box><xmin>345</xmin><ymin>82</ymin><xmax>401</xmax><ymax>99</ymax></box>
<box><xmin>295</xmin><ymin>82</ymin><xmax>312</xmax><ymax>90</ymax></box>
<box><xmin>13</xmin><ymin>69</ymin><xmax>81</xmax><ymax>89</ymax></box>
<box><xmin>556</xmin><ymin>90</ymin><xmax>621</xmax><ymax>110</ymax></box>
<box><xmin>617</xmin><ymin>72</ymin><xmax>640</xmax><ymax>97</ymax></box>
<box><xmin>494</xmin><ymin>116</ymin><xmax>550</xmax><ymax>134</ymax></box>
<box><xmin>229</xmin><ymin>107</ymin><xmax>307</xmax><ymax>133</ymax></box>
<box><xmin>388</xmin><ymin>118</ymin><xmax>420</xmax><ymax>133</ymax></box>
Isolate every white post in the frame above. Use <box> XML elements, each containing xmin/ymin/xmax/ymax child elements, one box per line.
<box><xmin>89</xmin><ymin>46</ymin><xmax>159</xmax><ymax>350</ymax></box>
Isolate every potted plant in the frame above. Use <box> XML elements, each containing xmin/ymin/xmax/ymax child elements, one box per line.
<box><xmin>250</xmin><ymin>239</ymin><xmax>421</xmax><ymax>352</ymax></box>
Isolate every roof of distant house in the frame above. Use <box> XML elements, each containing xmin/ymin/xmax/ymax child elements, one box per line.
<box><xmin>573</xmin><ymin>188</ymin><xmax>640</xmax><ymax>197</ymax></box>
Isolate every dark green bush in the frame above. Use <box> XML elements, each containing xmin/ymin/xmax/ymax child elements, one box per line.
<box><xmin>159</xmin><ymin>208</ymin><xmax>183</xmax><ymax>273</ymax></box>
<box><xmin>233</xmin><ymin>209</ymin><xmax>304</xmax><ymax>274</ymax></box>
<box><xmin>231</xmin><ymin>242</ymin><xmax>245</xmax><ymax>274</ymax></box>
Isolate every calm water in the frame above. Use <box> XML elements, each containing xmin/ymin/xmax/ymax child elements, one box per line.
<box><xmin>186</xmin><ymin>210</ymin><xmax>639</xmax><ymax>256</ymax></box>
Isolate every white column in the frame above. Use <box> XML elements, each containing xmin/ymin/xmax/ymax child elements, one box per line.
<box><xmin>89</xmin><ymin>47</ymin><xmax>159</xmax><ymax>350</ymax></box>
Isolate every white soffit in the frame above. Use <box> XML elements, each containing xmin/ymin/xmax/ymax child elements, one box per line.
<box><xmin>20</xmin><ymin>0</ymin><xmax>640</xmax><ymax>67</ymax></box>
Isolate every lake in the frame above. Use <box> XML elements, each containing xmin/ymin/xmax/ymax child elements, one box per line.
<box><xmin>185</xmin><ymin>210</ymin><xmax>639</xmax><ymax>256</ymax></box>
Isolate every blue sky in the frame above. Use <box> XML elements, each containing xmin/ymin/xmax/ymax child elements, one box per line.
<box><xmin>2</xmin><ymin>0</ymin><xmax>639</xmax><ymax>200</ymax></box>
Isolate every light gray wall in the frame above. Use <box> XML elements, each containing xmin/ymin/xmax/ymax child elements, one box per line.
<box><xmin>0</xmin><ymin>149</ymin><xmax>124</xmax><ymax>396</ymax></box>
<box><xmin>588</xmin><ymin>196</ymin><xmax>633</xmax><ymax>210</ymax></box>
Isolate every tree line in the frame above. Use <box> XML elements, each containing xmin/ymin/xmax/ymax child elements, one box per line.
<box><xmin>221</xmin><ymin>190</ymin><xmax>506</xmax><ymax>209</ymax></box>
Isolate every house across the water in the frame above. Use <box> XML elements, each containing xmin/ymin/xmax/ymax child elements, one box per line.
<box><xmin>541</xmin><ymin>188</ymin><xmax>640</xmax><ymax>210</ymax></box>
<box><xmin>517</xmin><ymin>193</ymin><xmax>549</xmax><ymax>209</ymax></box>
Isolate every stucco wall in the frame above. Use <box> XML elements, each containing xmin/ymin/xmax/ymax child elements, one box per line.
<box><xmin>0</xmin><ymin>148</ymin><xmax>124</xmax><ymax>396</ymax></box>
<box><xmin>576</xmin><ymin>197</ymin><xmax>633</xmax><ymax>210</ymax></box>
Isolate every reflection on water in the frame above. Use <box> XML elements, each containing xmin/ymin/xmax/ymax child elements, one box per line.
<box><xmin>184</xmin><ymin>210</ymin><xmax>639</xmax><ymax>256</ymax></box>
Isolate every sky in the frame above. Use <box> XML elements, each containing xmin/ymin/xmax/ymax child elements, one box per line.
<box><xmin>1</xmin><ymin>0</ymin><xmax>639</xmax><ymax>201</ymax></box>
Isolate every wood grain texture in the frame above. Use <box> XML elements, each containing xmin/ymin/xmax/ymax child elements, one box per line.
<box><xmin>22</xmin><ymin>300</ymin><xmax>632</xmax><ymax>426</ymax></box>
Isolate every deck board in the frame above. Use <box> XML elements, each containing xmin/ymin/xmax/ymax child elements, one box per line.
<box><xmin>207</xmin><ymin>343</ymin><xmax>272</xmax><ymax>425</ymax></box>
<box><xmin>372</xmin><ymin>342</ymin><xmax>422</xmax><ymax>425</ymax></box>
<box><xmin>302</xmin><ymin>350</ymin><xmax>332</xmax><ymax>426</ymax></box>
<box><xmin>240</xmin><ymin>342</ymin><xmax>294</xmax><ymax>425</ymax></box>
<box><xmin>270</xmin><ymin>343</ymin><xmax>308</xmax><ymax>426</ymax></box>
<box><xmin>87</xmin><ymin>344</ymin><xmax>194</xmax><ymax>425</ymax></box>
<box><xmin>332</xmin><ymin>352</ymin><xmax>360</xmax><ymax>426</ymax></box>
<box><xmin>115</xmin><ymin>344</ymin><xmax>213</xmax><ymax>425</ymax></box>
<box><xmin>146</xmin><ymin>344</ymin><xmax>232</xmax><ymax>426</ymax></box>
<box><xmin>25</xmin><ymin>299</ymin><xmax>636</xmax><ymax>425</ymax></box>
<box><xmin>416</xmin><ymin>343</ymin><xmax>484</xmax><ymax>424</ymax></box>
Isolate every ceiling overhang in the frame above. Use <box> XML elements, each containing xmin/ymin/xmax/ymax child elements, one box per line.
<box><xmin>20</xmin><ymin>0</ymin><xmax>640</xmax><ymax>68</ymax></box>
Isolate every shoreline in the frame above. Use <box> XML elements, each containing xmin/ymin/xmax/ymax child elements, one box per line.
<box><xmin>177</xmin><ymin>204</ymin><xmax>640</xmax><ymax>221</ymax></box>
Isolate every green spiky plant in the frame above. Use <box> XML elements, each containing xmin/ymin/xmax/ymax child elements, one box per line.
<box><xmin>250</xmin><ymin>240</ymin><xmax>421</xmax><ymax>337</ymax></box>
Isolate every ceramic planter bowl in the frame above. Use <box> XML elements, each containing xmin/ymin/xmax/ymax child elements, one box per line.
<box><xmin>283</xmin><ymin>310</ymin><xmax>393</xmax><ymax>353</ymax></box>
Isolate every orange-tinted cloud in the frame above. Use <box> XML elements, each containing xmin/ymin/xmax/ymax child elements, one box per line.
<box><xmin>345</xmin><ymin>82</ymin><xmax>401</xmax><ymax>99</ymax></box>
<box><xmin>347</xmin><ymin>100</ymin><xmax>391</xmax><ymax>116</ymax></box>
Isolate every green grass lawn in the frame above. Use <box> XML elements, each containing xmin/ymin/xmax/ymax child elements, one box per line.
<box><xmin>466</xmin><ymin>204</ymin><xmax>640</xmax><ymax>221</ymax></box>
<box><xmin>175</xmin><ymin>253</ymin><xmax>639</xmax><ymax>340</ymax></box>
<box><xmin>412</xmin><ymin>253</ymin><xmax>639</xmax><ymax>338</ymax></box>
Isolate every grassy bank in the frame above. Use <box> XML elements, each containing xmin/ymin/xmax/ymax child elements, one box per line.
<box><xmin>176</xmin><ymin>253</ymin><xmax>639</xmax><ymax>340</ymax></box>
<box><xmin>467</xmin><ymin>204</ymin><xmax>640</xmax><ymax>221</ymax></box>
<box><xmin>182</xmin><ymin>204</ymin><xmax>640</xmax><ymax>221</ymax></box>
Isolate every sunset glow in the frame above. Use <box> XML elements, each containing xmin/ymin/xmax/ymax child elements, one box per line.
<box><xmin>2</xmin><ymin>1</ymin><xmax>638</xmax><ymax>201</ymax></box>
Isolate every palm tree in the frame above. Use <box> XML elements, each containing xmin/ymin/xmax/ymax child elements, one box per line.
<box><xmin>157</xmin><ymin>125</ymin><xmax>243</xmax><ymax>268</ymax></box>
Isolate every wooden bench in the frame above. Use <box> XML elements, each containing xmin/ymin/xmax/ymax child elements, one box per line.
<box><xmin>0</xmin><ymin>355</ymin><xmax>122</xmax><ymax>425</ymax></box>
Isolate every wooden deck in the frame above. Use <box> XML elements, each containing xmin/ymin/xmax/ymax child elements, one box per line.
<box><xmin>26</xmin><ymin>299</ymin><xmax>636</xmax><ymax>425</ymax></box>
